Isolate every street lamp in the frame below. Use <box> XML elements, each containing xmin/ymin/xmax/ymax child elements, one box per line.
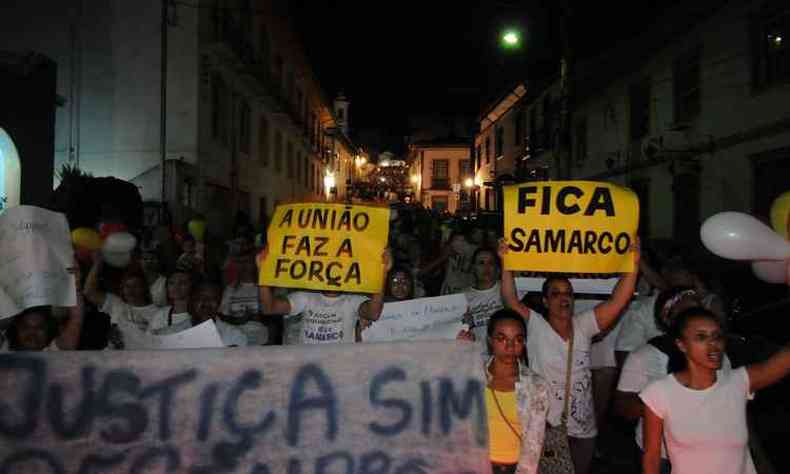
<box><xmin>324</xmin><ymin>172</ymin><xmax>335</xmax><ymax>200</ymax></box>
<box><xmin>501</xmin><ymin>29</ymin><xmax>521</xmax><ymax>49</ymax></box>
<box><xmin>464</xmin><ymin>177</ymin><xmax>474</xmax><ymax>188</ymax></box>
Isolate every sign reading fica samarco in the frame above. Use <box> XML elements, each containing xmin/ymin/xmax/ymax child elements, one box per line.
<box><xmin>503</xmin><ymin>181</ymin><xmax>639</xmax><ymax>273</ymax></box>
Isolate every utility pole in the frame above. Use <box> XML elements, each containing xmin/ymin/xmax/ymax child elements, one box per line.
<box><xmin>556</xmin><ymin>1</ymin><xmax>574</xmax><ymax>179</ymax></box>
<box><xmin>160</xmin><ymin>0</ymin><xmax>169</xmax><ymax>220</ymax></box>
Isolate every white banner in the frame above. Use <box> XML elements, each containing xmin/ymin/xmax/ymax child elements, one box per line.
<box><xmin>122</xmin><ymin>320</ymin><xmax>225</xmax><ymax>350</ymax></box>
<box><xmin>362</xmin><ymin>294</ymin><xmax>468</xmax><ymax>342</ymax></box>
<box><xmin>0</xmin><ymin>341</ymin><xmax>489</xmax><ymax>473</ymax></box>
<box><xmin>515</xmin><ymin>276</ymin><xmax>618</xmax><ymax>300</ymax></box>
<box><xmin>0</xmin><ymin>206</ymin><xmax>76</xmax><ymax>319</ymax></box>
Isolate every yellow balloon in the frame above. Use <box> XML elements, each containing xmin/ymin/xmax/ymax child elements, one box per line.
<box><xmin>188</xmin><ymin>218</ymin><xmax>207</xmax><ymax>242</ymax></box>
<box><xmin>71</xmin><ymin>227</ymin><xmax>103</xmax><ymax>250</ymax></box>
<box><xmin>770</xmin><ymin>190</ymin><xmax>790</xmax><ymax>240</ymax></box>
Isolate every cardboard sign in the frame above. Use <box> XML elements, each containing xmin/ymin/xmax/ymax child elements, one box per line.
<box><xmin>260</xmin><ymin>203</ymin><xmax>390</xmax><ymax>293</ymax></box>
<box><xmin>0</xmin><ymin>341</ymin><xmax>488</xmax><ymax>473</ymax></box>
<box><xmin>504</xmin><ymin>181</ymin><xmax>639</xmax><ymax>273</ymax></box>
<box><xmin>362</xmin><ymin>295</ymin><xmax>468</xmax><ymax>342</ymax></box>
<box><xmin>0</xmin><ymin>206</ymin><xmax>77</xmax><ymax>319</ymax></box>
<box><xmin>122</xmin><ymin>320</ymin><xmax>225</xmax><ymax>350</ymax></box>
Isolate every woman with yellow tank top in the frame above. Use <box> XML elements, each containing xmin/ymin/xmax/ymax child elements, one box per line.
<box><xmin>460</xmin><ymin>308</ymin><xmax>550</xmax><ymax>474</ymax></box>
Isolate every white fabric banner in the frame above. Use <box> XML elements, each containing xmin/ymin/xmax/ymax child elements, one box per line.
<box><xmin>515</xmin><ymin>276</ymin><xmax>618</xmax><ymax>300</ymax></box>
<box><xmin>122</xmin><ymin>320</ymin><xmax>225</xmax><ymax>350</ymax></box>
<box><xmin>362</xmin><ymin>294</ymin><xmax>468</xmax><ymax>342</ymax></box>
<box><xmin>0</xmin><ymin>206</ymin><xmax>76</xmax><ymax>319</ymax></box>
<box><xmin>0</xmin><ymin>341</ymin><xmax>489</xmax><ymax>473</ymax></box>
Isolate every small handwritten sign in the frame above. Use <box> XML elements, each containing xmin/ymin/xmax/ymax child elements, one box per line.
<box><xmin>362</xmin><ymin>294</ymin><xmax>468</xmax><ymax>342</ymax></box>
<box><xmin>0</xmin><ymin>341</ymin><xmax>489</xmax><ymax>472</ymax></box>
<box><xmin>122</xmin><ymin>320</ymin><xmax>225</xmax><ymax>350</ymax></box>
<box><xmin>0</xmin><ymin>206</ymin><xmax>76</xmax><ymax>319</ymax></box>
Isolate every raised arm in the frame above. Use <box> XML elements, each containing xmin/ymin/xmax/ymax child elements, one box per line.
<box><xmin>83</xmin><ymin>254</ymin><xmax>107</xmax><ymax>308</ymax></box>
<box><xmin>359</xmin><ymin>248</ymin><xmax>392</xmax><ymax>321</ymax></box>
<box><xmin>498</xmin><ymin>239</ymin><xmax>530</xmax><ymax>320</ymax></box>
<box><xmin>257</xmin><ymin>246</ymin><xmax>292</xmax><ymax>315</ymax></box>
<box><xmin>747</xmin><ymin>345</ymin><xmax>790</xmax><ymax>393</ymax></box>
<box><xmin>593</xmin><ymin>239</ymin><xmax>640</xmax><ymax>332</ymax></box>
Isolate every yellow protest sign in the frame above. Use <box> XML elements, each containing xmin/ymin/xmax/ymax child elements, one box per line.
<box><xmin>260</xmin><ymin>202</ymin><xmax>390</xmax><ymax>293</ymax></box>
<box><xmin>503</xmin><ymin>181</ymin><xmax>639</xmax><ymax>273</ymax></box>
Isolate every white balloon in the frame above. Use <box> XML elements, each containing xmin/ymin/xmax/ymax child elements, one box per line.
<box><xmin>103</xmin><ymin>231</ymin><xmax>137</xmax><ymax>253</ymax></box>
<box><xmin>751</xmin><ymin>260</ymin><xmax>788</xmax><ymax>284</ymax></box>
<box><xmin>103</xmin><ymin>251</ymin><xmax>132</xmax><ymax>268</ymax></box>
<box><xmin>700</xmin><ymin>212</ymin><xmax>790</xmax><ymax>261</ymax></box>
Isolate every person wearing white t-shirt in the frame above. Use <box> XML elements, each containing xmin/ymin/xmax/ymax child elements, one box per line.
<box><xmin>219</xmin><ymin>253</ymin><xmax>270</xmax><ymax>345</ymax></box>
<box><xmin>259</xmin><ymin>247</ymin><xmax>392</xmax><ymax>344</ymax></box>
<box><xmin>146</xmin><ymin>270</ymin><xmax>195</xmax><ymax>334</ymax></box>
<box><xmin>614</xmin><ymin>286</ymin><xmax>706</xmax><ymax>472</ymax></box>
<box><xmin>500</xmin><ymin>239</ymin><xmax>640</xmax><ymax>474</ymax></box>
<box><xmin>463</xmin><ymin>247</ymin><xmax>504</xmax><ymax>342</ymax></box>
<box><xmin>152</xmin><ymin>281</ymin><xmax>247</xmax><ymax>347</ymax></box>
<box><xmin>420</xmin><ymin>232</ymin><xmax>476</xmax><ymax>295</ymax></box>
<box><xmin>640</xmin><ymin>308</ymin><xmax>790</xmax><ymax>474</ymax></box>
<box><xmin>84</xmin><ymin>255</ymin><xmax>171</xmax><ymax>347</ymax></box>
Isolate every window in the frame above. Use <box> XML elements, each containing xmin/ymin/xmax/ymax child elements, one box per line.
<box><xmin>258</xmin><ymin>116</ymin><xmax>269</xmax><ymax>166</ymax></box>
<box><xmin>274</xmin><ymin>130</ymin><xmax>283</xmax><ymax>173</ymax></box>
<box><xmin>629</xmin><ymin>79</ymin><xmax>651</xmax><ymax>141</ymax></box>
<box><xmin>574</xmin><ymin>117</ymin><xmax>587</xmax><ymax>166</ymax></box>
<box><xmin>286</xmin><ymin>141</ymin><xmax>294</xmax><ymax>178</ymax></box>
<box><xmin>542</xmin><ymin>95</ymin><xmax>552</xmax><ymax>147</ymax></box>
<box><xmin>673</xmin><ymin>50</ymin><xmax>701</xmax><ymax>124</ymax></box>
<box><xmin>484</xmin><ymin>188</ymin><xmax>491</xmax><ymax>210</ymax></box>
<box><xmin>459</xmin><ymin>159</ymin><xmax>472</xmax><ymax>179</ymax></box>
<box><xmin>753</xmin><ymin>3</ymin><xmax>790</xmax><ymax>89</ymax></box>
<box><xmin>475</xmin><ymin>145</ymin><xmax>481</xmax><ymax>171</ymax></box>
<box><xmin>485</xmin><ymin>137</ymin><xmax>491</xmax><ymax>164</ymax></box>
<box><xmin>432</xmin><ymin>159</ymin><xmax>449</xmax><ymax>189</ymax></box>
<box><xmin>515</xmin><ymin>110</ymin><xmax>525</xmax><ymax>146</ymax></box>
<box><xmin>211</xmin><ymin>74</ymin><xmax>228</xmax><ymax>145</ymax></box>
<box><xmin>495</xmin><ymin>126</ymin><xmax>504</xmax><ymax>159</ymax></box>
<box><xmin>239</xmin><ymin>101</ymin><xmax>251</xmax><ymax>154</ymax></box>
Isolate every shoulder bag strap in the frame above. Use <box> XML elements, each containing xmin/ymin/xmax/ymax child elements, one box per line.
<box><xmin>490</xmin><ymin>387</ymin><xmax>523</xmax><ymax>444</ymax></box>
<box><xmin>560</xmin><ymin>323</ymin><xmax>574</xmax><ymax>431</ymax></box>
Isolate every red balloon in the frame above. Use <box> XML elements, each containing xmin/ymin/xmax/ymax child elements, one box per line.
<box><xmin>99</xmin><ymin>223</ymin><xmax>128</xmax><ymax>240</ymax></box>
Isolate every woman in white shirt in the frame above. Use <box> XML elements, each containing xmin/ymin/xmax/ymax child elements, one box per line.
<box><xmin>640</xmin><ymin>308</ymin><xmax>790</xmax><ymax>474</ymax></box>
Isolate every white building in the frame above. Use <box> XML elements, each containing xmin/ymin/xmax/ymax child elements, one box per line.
<box><xmin>476</xmin><ymin>0</ymin><xmax>790</xmax><ymax>241</ymax></box>
<box><xmin>0</xmin><ymin>0</ymin><xmax>357</xmax><ymax>235</ymax></box>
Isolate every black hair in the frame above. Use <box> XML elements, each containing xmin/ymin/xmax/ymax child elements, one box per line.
<box><xmin>471</xmin><ymin>246</ymin><xmax>499</xmax><ymax>266</ymax></box>
<box><xmin>541</xmin><ymin>275</ymin><xmax>572</xmax><ymax>298</ymax></box>
<box><xmin>671</xmin><ymin>307</ymin><xmax>722</xmax><ymax>340</ymax></box>
<box><xmin>6</xmin><ymin>306</ymin><xmax>57</xmax><ymax>350</ymax></box>
<box><xmin>385</xmin><ymin>266</ymin><xmax>415</xmax><ymax>301</ymax></box>
<box><xmin>486</xmin><ymin>308</ymin><xmax>528</xmax><ymax>363</ymax></box>
<box><xmin>653</xmin><ymin>286</ymin><xmax>699</xmax><ymax>333</ymax></box>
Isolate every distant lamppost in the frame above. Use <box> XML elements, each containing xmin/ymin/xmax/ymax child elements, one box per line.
<box><xmin>324</xmin><ymin>171</ymin><xmax>336</xmax><ymax>201</ymax></box>
<box><xmin>501</xmin><ymin>29</ymin><xmax>521</xmax><ymax>49</ymax></box>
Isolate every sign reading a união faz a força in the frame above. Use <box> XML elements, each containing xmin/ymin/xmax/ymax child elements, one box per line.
<box><xmin>260</xmin><ymin>202</ymin><xmax>390</xmax><ymax>293</ymax></box>
<box><xmin>503</xmin><ymin>181</ymin><xmax>639</xmax><ymax>273</ymax></box>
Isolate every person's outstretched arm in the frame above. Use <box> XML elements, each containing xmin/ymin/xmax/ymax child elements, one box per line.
<box><xmin>83</xmin><ymin>254</ymin><xmax>107</xmax><ymax>308</ymax></box>
<box><xmin>748</xmin><ymin>345</ymin><xmax>790</xmax><ymax>392</ymax></box>
<box><xmin>594</xmin><ymin>239</ymin><xmax>640</xmax><ymax>332</ymax></box>
<box><xmin>359</xmin><ymin>249</ymin><xmax>393</xmax><ymax>322</ymax></box>
<box><xmin>257</xmin><ymin>245</ymin><xmax>293</xmax><ymax>316</ymax></box>
<box><xmin>498</xmin><ymin>239</ymin><xmax>530</xmax><ymax>320</ymax></box>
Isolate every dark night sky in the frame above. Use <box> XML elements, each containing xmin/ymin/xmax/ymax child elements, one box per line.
<box><xmin>288</xmin><ymin>1</ymin><xmax>682</xmax><ymax>153</ymax></box>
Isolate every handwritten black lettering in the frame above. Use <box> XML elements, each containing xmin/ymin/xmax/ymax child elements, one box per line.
<box><xmin>140</xmin><ymin>369</ymin><xmax>197</xmax><ymax>441</ymax></box>
<box><xmin>286</xmin><ymin>364</ymin><xmax>337</xmax><ymax>446</ymax></box>
<box><xmin>369</xmin><ymin>367</ymin><xmax>412</xmax><ymax>436</ymax></box>
<box><xmin>47</xmin><ymin>367</ymin><xmax>96</xmax><ymax>439</ymax></box>
<box><xmin>0</xmin><ymin>355</ymin><xmax>45</xmax><ymax>439</ymax></box>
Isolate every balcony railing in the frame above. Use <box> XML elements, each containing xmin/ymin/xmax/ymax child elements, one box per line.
<box><xmin>431</xmin><ymin>178</ymin><xmax>450</xmax><ymax>190</ymax></box>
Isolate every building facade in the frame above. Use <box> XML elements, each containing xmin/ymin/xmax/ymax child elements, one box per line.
<box><xmin>409</xmin><ymin>139</ymin><xmax>473</xmax><ymax>213</ymax></box>
<box><xmin>0</xmin><ymin>0</ymin><xmax>358</xmax><ymax>236</ymax></box>
<box><xmin>475</xmin><ymin>0</ymin><xmax>790</xmax><ymax>241</ymax></box>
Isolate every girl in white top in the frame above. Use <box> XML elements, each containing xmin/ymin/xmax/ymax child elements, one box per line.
<box><xmin>464</xmin><ymin>247</ymin><xmax>504</xmax><ymax>342</ymax></box>
<box><xmin>640</xmin><ymin>308</ymin><xmax>790</xmax><ymax>474</ymax></box>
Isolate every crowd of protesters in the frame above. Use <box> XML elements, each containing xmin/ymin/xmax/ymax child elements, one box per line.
<box><xmin>1</xmin><ymin>202</ymin><xmax>788</xmax><ymax>474</ymax></box>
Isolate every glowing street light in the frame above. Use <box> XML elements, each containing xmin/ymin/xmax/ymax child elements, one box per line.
<box><xmin>410</xmin><ymin>174</ymin><xmax>419</xmax><ymax>184</ymax></box>
<box><xmin>464</xmin><ymin>178</ymin><xmax>474</xmax><ymax>188</ymax></box>
<box><xmin>501</xmin><ymin>29</ymin><xmax>521</xmax><ymax>48</ymax></box>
